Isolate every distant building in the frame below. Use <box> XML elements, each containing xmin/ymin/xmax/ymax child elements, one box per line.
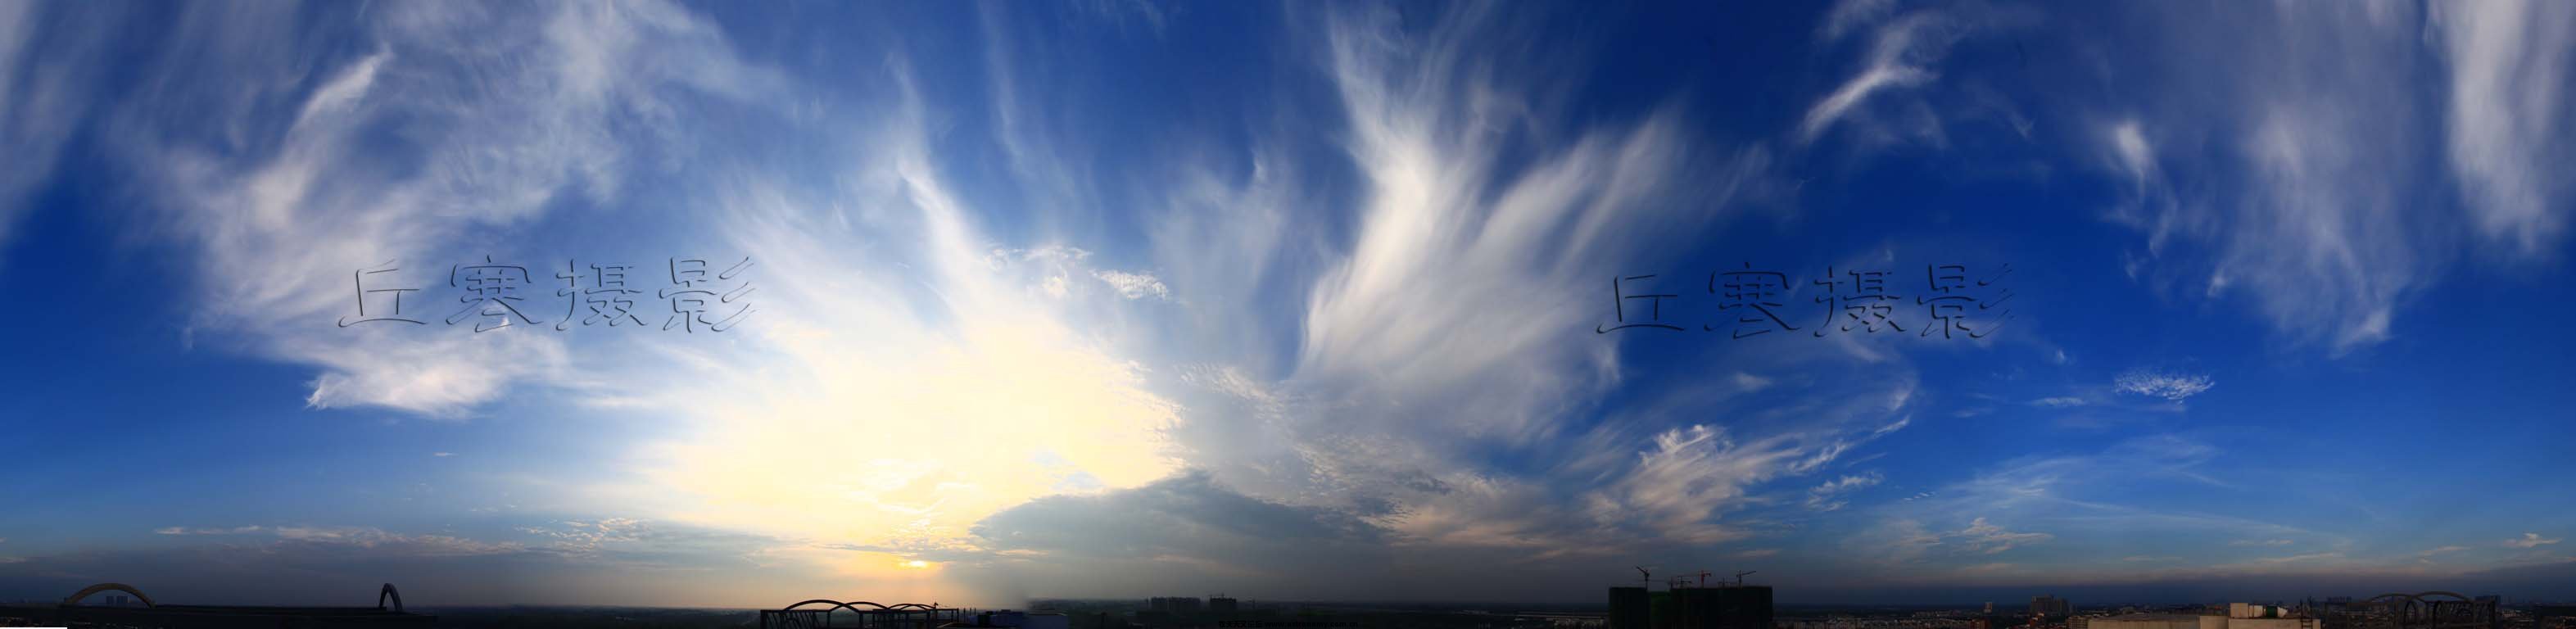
<box><xmin>2073</xmin><ymin>613</ymin><xmax>2207</xmax><ymax>629</ymax></box>
<box><xmin>2228</xmin><ymin>604</ymin><xmax>2291</xmax><ymax>619</ymax></box>
<box><xmin>2072</xmin><ymin>606</ymin><xmax>2320</xmax><ymax>629</ymax></box>
<box><xmin>950</xmin><ymin>609</ymin><xmax>1070</xmax><ymax>629</ymax></box>
<box><xmin>2534</xmin><ymin>604</ymin><xmax>2576</xmax><ymax>629</ymax></box>
<box><xmin>2033</xmin><ymin>596</ymin><xmax>2073</xmax><ymax>620</ymax></box>
<box><xmin>1210</xmin><ymin>596</ymin><xmax>1239</xmax><ymax>614</ymax></box>
<box><xmin>1149</xmin><ymin>597</ymin><xmax>1202</xmax><ymax>613</ymax></box>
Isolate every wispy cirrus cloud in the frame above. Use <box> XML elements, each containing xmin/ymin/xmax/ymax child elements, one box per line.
<box><xmin>155</xmin><ymin>526</ymin><xmax>268</xmax><ymax>536</ymax></box>
<box><xmin>1807</xmin><ymin>472</ymin><xmax>1886</xmax><ymax>512</ymax></box>
<box><xmin>1863</xmin><ymin>516</ymin><xmax>2052</xmax><ymax>564</ymax></box>
<box><xmin>2115</xmin><ymin>369</ymin><xmax>2214</xmax><ymax>401</ymax></box>
<box><xmin>88</xmin><ymin>1</ymin><xmax>788</xmax><ymax>416</ymax></box>
<box><xmin>2429</xmin><ymin>1</ymin><xmax>2576</xmax><ymax>255</ymax></box>
<box><xmin>1800</xmin><ymin>4</ymin><xmax>1956</xmax><ymax>144</ymax></box>
<box><xmin>2086</xmin><ymin>2</ymin><xmax>2576</xmax><ymax>353</ymax></box>
<box><xmin>2507</xmin><ymin>533</ymin><xmax>2562</xmax><ymax>549</ymax></box>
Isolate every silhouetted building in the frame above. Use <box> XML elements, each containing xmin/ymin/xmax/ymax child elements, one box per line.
<box><xmin>1708</xmin><ymin>584</ymin><xmax>1774</xmax><ymax>629</ymax></box>
<box><xmin>0</xmin><ymin>583</ymin><xmax>434</xmax><ymax>628</ymax></box>
<box><xmin>1210</xmin><ymin>596</ymin><xmax>1239</xmax><ymax>614</ymax></box>
<box><xmin>1632</xmin><ymin>584</ymin><xmax>1772</xmax><ymax>629</ymax></box>
<box><xmin>1150</xmin><ymin>597</ymin><xmax>1202</xmax><ymax>613</ymax></box>
<box><xmin>1610</xmin><ymin>586</ymin><xmax>1651</xmax><ymax>629</ymax></box>
<box><xmin>2034</xmin><ymin>595</ymin><xmax>2073</xmax><ymax>620</ymax></box>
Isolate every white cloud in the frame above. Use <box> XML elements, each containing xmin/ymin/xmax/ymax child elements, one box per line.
<box><xmin>2230</xmin><ymin>538</ymin><xmax>2294</xmax><ymax>547</ymax></box>
<box><xmin>2429</xmin><ymin>1</ymin><xmax>2576</xmax><ymax>254</ymax></box>
<box><xmin>1090</xmin><ymin>269</ymin><xmax>1170</xmax><ymax>300</ymax></box>
<box><xmin>2252</xmin><ymin>551</ymin><xmax>2344</xmax><ymax>565</ymax></box>
<box><xmin>2115</xmin><ymin>370</ymin><xmax>2214</xmax><ymax>401</ymax></box>
<box><xmin>1591</xmin><ymin>425</ymin><xmax>1806</xmax><ymax>544</ymax></box>
<box><xmin>2088</xmin><ymin>2</ymin><xmax>2576</xmax><ymax>353</ymax></box>
<box><xmin>152</xmin><ymin>524</ymin><xmax>523</xmax><ymax>558</ymax></box>
<box><xmin>1863</xmin><ymin>516</ymin><xmax>2051</xmax><ymax>563</ymax></box>
<box><xmin>1733</xmin><ymin>372</ymin><xmax>1775</xmax><ymax>392</ymax></box>
<box><xmin>0</xmin><ymin>1</ymin><xmax>100</xmax><ymax>254</ymax></box>
<box><xmin>98</xmin><ymin>0</ymin><xmax>785</xmax><ymax>416</ymax></box>
<box><xmin>2108</xmin><ymin>120</ymin><xmax>2155</xmax><ymax>192</ymax></box>
<box><xmin>1956</xmin><ymin>517</ymin><xmax>2051</xmax><ymax>554</ymax></box>
<box><xmin>1299</xmin><ymin>3</ymin><xmax>1772</xmax><ymax>447</ymax></box>
<box><xmin>156</xmin><ymin>526</ymin><xmax>266</xmax><ymax>536</ymax></box>
<box><xmin>2507</xmin><ymin>532</ymin><xmax>2562</xmax><ymax>549</ymax></box>
<box><xmin>1802</xmin><ymin>62</ymin><xmax>1935</xmax><ymax>143</ymax></box>
<box><xmin>1806</xmin><ymin>471</ymin><xmax>1885</xmax><ymax>512</ymax></box>
<box><xmin>1799</xmin><ymin>11</ymin><xmax>1949</xmax><ymax>143</ymax></box>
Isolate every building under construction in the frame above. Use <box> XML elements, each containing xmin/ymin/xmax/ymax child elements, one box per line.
<box><xmin>1608</xmin><ymin>570</ymin><xmax>1774</xmax><ymax>629</ymax></box>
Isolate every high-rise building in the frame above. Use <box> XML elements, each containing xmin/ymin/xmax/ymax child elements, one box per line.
<box><xmin>1609</xmin><ymin>587</ymin><xmax>1651</xmax><ymax>629</ymax></box>
<box><xmin>1209</xmin><ymin>596</ymin><xmax>1238</xmax><ymax>614</ymax></box>
<box><xmin>1615</xmin><ymin>584</ymin><xmax>1771</xmax><ymax>629</ymax></box>
<box><xmin>1708</xmin><ymin>585</ymin><xmax>1773</xmax><ymax>629</ymax></box>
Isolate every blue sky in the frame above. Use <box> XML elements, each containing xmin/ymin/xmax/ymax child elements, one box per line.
<box><xmin>2</xmin><ymin>0</ymin><xmax>2575</xmax><ymax>609</ymax></box>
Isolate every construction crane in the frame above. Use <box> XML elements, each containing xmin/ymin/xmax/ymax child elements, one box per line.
<box><xmin>1695</xmin><ymin>571</ymin><xmax>1714</xmax><ymax>587</ymax></box>
<box><xmin>1635</xmin><ymin>567</ymin><xmax>1651</xmax><ymax>590</ymax></box>
<box><xmin>1734</xmin><ymin>571</ymin><xmax>1758</xmax><ymax>586</ymax></box>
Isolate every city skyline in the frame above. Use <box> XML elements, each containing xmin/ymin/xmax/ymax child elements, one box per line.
<box><xmin>3</xmin><ymin>0</ymin><xmax>2576</xmax><ymax>609</ymax></box>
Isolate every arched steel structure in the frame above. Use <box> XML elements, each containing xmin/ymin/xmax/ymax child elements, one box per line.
<box><xmin>378</xmin><ymin>583</ymin><xmax>405</xmax><ymax>612</ymax></box>
<box><xmin>761</xmin><ymin>598</ymin><xmax>960</xmax><ymax>629</ymax></box>
<box><xmin>62</xmin><ymin>582</ymin><xmax>155</xmax><ymax>607</ymax></box>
